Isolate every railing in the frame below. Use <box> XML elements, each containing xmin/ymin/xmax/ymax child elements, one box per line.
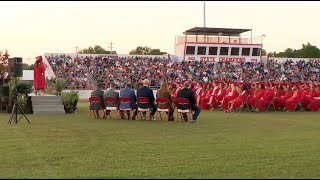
<box><xmin>82</xmin><ymin>65</ymin><xmax>97</xmax><ymax>87</ymax></box>
<box><xmin>176</xmin><ymin>36</ymin><xmax>254</xmax><ymax>45</ymax></box>
<box><xmin>43</xmin><ymin>56</ymin><xmax>56</xmax><ymax>79</ymax></box>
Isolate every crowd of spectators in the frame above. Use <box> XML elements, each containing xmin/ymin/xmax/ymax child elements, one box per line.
<box><xmin>46</xmin><ymin>54</ymin><xmax>320</xmax><ymax>90</ymax></box>
<box><xmin>46</xmin><ymin>55</ymin><xmax>94</xmax><ymax>89</ymax></box>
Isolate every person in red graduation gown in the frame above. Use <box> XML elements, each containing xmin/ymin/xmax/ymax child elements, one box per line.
<box><xmin>221</xmin><ymin>83</ymin><xmax>239</xmax><ymax>112</ymax></box>
<box><xmin>227</xmin><ymin>84</ymin><xmax>249</xmax><ymax>112</ymax></box>
<box><xmin>199</xmin><ymin>83</ymin><xmax>212</xmax><ymax>110</ymax></box>
<box><xmin>192</xmin><ymin>82</ymin><xmax>198</xmax><ymax>98</ymax></box>
<box><xmin>248</xmin><ymin>83</ymin><xmax>255</xmax><ymax>97</ymax></box>
<box><xmin>195</xmin><ymin>82</ymin><xmax>204</xmax><ymax>106</ymax></box>
<box><xmin>210</xmin><ymin>82</ymin><xmax>228</xmax><ymax>110</ymax></box>
<box><xmin>33</xmin><ymin>56</ymin><xmax>46</xmax><ymax>95</ymax></box>
<box><xmin>255</xmin><ymin>83</ymin><xmax>276</xmax><ymax>112</ymax></box>
<box><xmin>274</xmin><ymin>84</ymin><xmax>292</xmax><ymax>110</ymax></box>
<box><xmin>284</xmin><ymin>84</ymin><xmax>303</xmax><ymax>112</ymax></box>
<box><xmin>207</xmin><ymin>82</ymin><xmax>220</xmax><ymax>108</ymax></box>
<box><xmin>300</xmin><ymin>84</ymin><xmax>317</xmax><ymax>109</ymax></box>
<box><xmin>171</xmin><ymin>83</ymin><xmax>181</xmax><ymax>105</ymax></box>
<box><xmin>247</xmin><ymin>83</ymin><xmax>266</xmax><ymax>109</ymax></box>
<box><xmin>306</xmin><ymin>84</ymin><xmax>320</xmax><ymax>112</ymax></box>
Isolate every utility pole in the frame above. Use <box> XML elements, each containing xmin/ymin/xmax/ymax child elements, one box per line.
<box><xmin>260</xmin><ymin>34</ymin><xmax>266</xmax><ymax>56</ymax></box>
<box><xmin>108</xmin><ymin>42</ymin><xmax>115</xmax><ymax>54</ymax></box>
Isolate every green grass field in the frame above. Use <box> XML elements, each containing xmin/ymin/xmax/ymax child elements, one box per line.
<box><xmin>1</xmin><ymin>102</ymin><xmax>320</xmax><ymax>178</ymax></box>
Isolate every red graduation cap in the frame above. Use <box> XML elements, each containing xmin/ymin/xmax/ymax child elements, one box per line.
<box><xmin>36</xmin><ymin>56</ymin><xmax>42</xmax><ymax>62</ymax></box>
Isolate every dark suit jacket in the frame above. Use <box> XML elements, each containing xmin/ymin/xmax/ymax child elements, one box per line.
<box><xmin>103</xmin><ymin>88</ymin><xmax>119</xmax><ymax>107</ymax></box>
<box><xmin>137</xmin><ymin>86</ymin><xmax>155</xmax><ymax>108</ymax></box>
<box><xmin>119</xmin><ymin>87</ymin><xmax>137</xmax><ymax>109</ymax></box>
<box><xmin>156</xmin><ymin>90</ymin><xmax>172</xmax><ymax>109</ymax></box>
<box><xmin>90</xmin><ymin>88</ymin><xmax>105</xmax><ymax>109</ymax></box>
<box><xmin>176</xmin><ymin>87</ymin><xmax>196</xmax><ymax>109</ymax></box>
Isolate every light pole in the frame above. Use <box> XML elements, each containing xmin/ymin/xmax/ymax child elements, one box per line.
<box><xmin>260</xmin><ymin>34</ymin><xmax>266</xmax><ymax>45</ymax></box>
<box><xmin>203</xmin><ymin>1</ymin><xmax>206</xmax><ymax>42</ymax></box>
<box><xmin>203</xmin><ymin>1</ymin><xmax>206</xmax><ymax>28</ymax></box>
<box><xmin>108</xmin><ymin>42</ymin><xmax>115</xmax><ymax>54</ymax></box>
<box><xmin>260</xmin><ymin>34</ymin><xmax>266</xmax><ymax>56</ymax></box>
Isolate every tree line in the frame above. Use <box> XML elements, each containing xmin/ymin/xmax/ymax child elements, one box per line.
<box><xmin>78</xmin><ymin>45</ymin><xmax>167</xmax><ymax>55</ymax></box>
<box><xmin>79</xmin><ymin>43</ymin><xmax>320</xmax><ymax>58</ymax></box>
<box><xmin>267</xmin><ymin>43</ymin><xmax>320</xmax><ymax>58</ymax></box>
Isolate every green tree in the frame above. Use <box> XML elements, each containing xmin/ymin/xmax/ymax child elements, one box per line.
<box><xmin>129</xmin><ymin>46</ymin><xmax>151</xmax><ymax>55</ymax></box>
<box><xmin>267</xmin><ymin>43</ymin><xmax>320</xmax><ymax>58</ymax></box>
<box><xmin>78</xmin><ymin>45</ymin><xmax>116</xmax><ymax>54</ymax></box>
<box><xmin>267</xmin><ymin>52</ymin><xmax>276</xmax><ymax>57</ymax></box>
<box><xmin>283</xmin><ymin>48</ymin><xmax>296</xmax><ymax>58</ymax></box>
<box><xmin>262</xmin><ymin>49</ymin><xmax>267</xmax><ymax>56</ymax></box>
<box><xmin>149</xmin><ymin>48</ymin><xmax>167</xmax><ymax>55</ymax></box>
<box><xmin>0</xmin><ymin>50</ymin><xmax>9</xmax><ymax>82</ymax></box>
<box><xmin>296</xmin><ymin>43</ymin><xmax>320</xmax><ymax>58</ymax></box>
<box><xmin>129</xmin><ymin>46</ymin><xmax>167</xmax><ymax>55</ymax></box>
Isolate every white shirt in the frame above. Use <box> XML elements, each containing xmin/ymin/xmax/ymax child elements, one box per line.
<box><xmin>196</xmin><ymin>88</ymin><xmax>203</xmax><ymax>95</ymax></box>
<box><xmin>211</xmin><ymin>87</ymin><xmax>218</xmax><ymax>95</ymax></box>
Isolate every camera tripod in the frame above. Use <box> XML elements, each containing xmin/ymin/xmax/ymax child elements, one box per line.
<box><xmin>7</xmin><ymin>78</ymin><xmax>31</xmax><ymax>125</ymax></box>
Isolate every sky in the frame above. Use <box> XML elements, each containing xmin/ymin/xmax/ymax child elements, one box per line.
<box><xmin>1</xmin><ymin>1</ymin><xmax>320</xmax><ymax>64</ymax></box>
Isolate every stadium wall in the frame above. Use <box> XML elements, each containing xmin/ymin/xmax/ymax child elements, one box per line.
<box><xmin>21</xmin><ymin>70</ymin><xmax>50</xmax><ymax>81</ymax></box>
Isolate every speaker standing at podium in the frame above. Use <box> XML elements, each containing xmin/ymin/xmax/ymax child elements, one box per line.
<box><xmin>33</xmin><ymin>56</ymin><xmax>45</xmax><ymax>95</ymax></box>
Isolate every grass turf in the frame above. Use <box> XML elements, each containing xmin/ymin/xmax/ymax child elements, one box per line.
<box><xmin>0</xmin><ymin>102</ymin><xmax>320</xmax><ymax>178</ymax></box>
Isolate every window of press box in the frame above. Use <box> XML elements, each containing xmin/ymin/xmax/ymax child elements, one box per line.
<box><xmin>197</xmin><ymin>46</ymin><xmax>207</xmax><ymax>55</ymax></box>
<box><xmin>231</xmin><ymin>47</ymin><xmax>240</xmax><ymax>56</ymax></box>
<box><xmin>242</xmin><ymin>48</ymin><xmax>250</xmax><ymax>56</ymax></box>
<box><xmin>220</xmin><ymin>47</ymin><xmax>229</xmax><ymax>55</ymax></box>
<box><xmin>208</xmin><ymin>47</ymin><xmax>218</xmax><ymax>55</ymax></box>
<box><xmin>186</xmin><ymin>46</ymin><xmax>195</xmax><ymax>55</ymax></box>
<box><xmin>252</xmin><ymin>48</ymin><xmax>260</xmax><ymax>56</ymax></box>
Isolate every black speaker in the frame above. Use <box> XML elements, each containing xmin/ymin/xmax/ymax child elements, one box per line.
<box><xmin>8</xmin><ymin>57</ymin><xmax>23</xmax><ymax>77</ymax></box>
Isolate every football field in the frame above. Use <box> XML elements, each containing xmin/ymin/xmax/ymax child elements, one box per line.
<box><xmin>0</xmin><ymin>103</ymin><xmax>320</xmax><ymax>178</ymax></box>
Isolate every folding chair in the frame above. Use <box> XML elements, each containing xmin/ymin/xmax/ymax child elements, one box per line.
<box><xmin>252</xmin><ymin>100</ymin><xmax>259</xmax><ymax>112</ymax></box>
<box><xmin>89</xmin><ymin>96</ymin><xmax>105</xmax><ymax>119</ymax></box>
<box><xmin>137</xmin><ymin>97</ymin><xmax>151</xmax><ymax>120</ymax></box>
<box><xmin>119</xmin><ymin>97</ymin><xmax>134</xmax><ymax>120</ymax></box>
<box><xmin>238</xmin><ymin>95</ymin><xmax>250</xmax><ymax>112</ymax></box>
<box><xmin>265</xmin><ymin>92</ymin><xmax>277</xmax><ymax>112</ymax></box>
<box><xmin>216</xmin><ymin>104</ymin><xmax>223</xmax><ymax>111</ymax></box>
<box><xmin>176</xmin><ymin>98</ymin><xmax>192</xmax><ymax>122</ymax></box>
<box><xmin>156</xmin><ymin>98</ymin><xmax>170</xmax><ymax>121</ymax></box>
<box><xmin>294</xmin><ymin>101</ymin><xmax>304</xmax><ymax>111</ymax></box>
<box><xmin>104</xmin><ymin>97</ymin><xmax>119</xmax><ymax>119</ymax></box>
<box><xmin>213</xmin><ymin>98</ymin><xmax>223</xmax><ymax>111</ymax></box>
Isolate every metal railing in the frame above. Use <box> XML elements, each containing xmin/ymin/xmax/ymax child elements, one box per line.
<box><xmin>82</xmin><ymin>65</ymin><xmax>97</xmax><ymax>87</ymax></box>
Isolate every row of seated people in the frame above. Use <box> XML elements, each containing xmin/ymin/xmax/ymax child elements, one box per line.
<box><xmin>169</xmin><ymin>81</ymin><xmax>320</xmax><ymax>112</ymax></box>
<box><xmin>89</xmin><ymin>80</ymin><xmax>201</xmax><ymax>122</ymax></box>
